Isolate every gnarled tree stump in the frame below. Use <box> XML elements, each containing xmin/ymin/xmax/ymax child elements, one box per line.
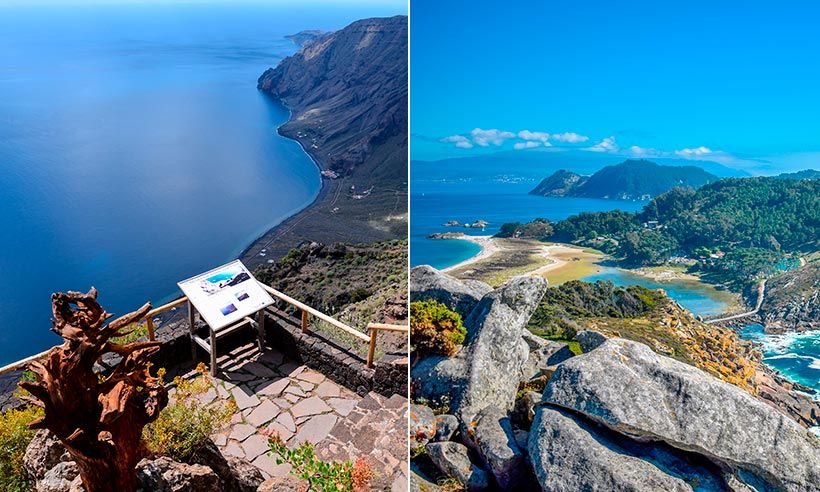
<box><xmin>19</xmin><ymin>288</ymin><xmax>168</xmax><ymax>492</ymax></box>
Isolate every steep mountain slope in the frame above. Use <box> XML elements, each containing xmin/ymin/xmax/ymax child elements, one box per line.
<box><xmin>529</xmin><ymin>159</ymin><xmax>718</xmax><ymax>200</ymax></box>
<box><xmin>243</xmin><ymin>16</ymin><xmax>408</xmax><ymax>266</ymax></box>
<box><xmin>776</xmin><ymin>169</ymin><xmax>820</xmax><ymax>180</ymax></box>
<box><xmin>758</xmin><ymin>260</ymin><xmax>820</xmax><ymax>333</ymax></box>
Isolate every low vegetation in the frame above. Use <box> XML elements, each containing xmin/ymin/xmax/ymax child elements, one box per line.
<box><xmin>410</xmin><ymin>300</ymin><xmax>466</xmax><ymax>357</ymax></box>
<box><xmin>266</xmin><ymin>433</ymin><xmax>372</xmax><ymax>491</ymax></box>
<box><xmin>143</xmin><ymin>364</ymin><xmax>236</xmax><ymax>461</ymax></box>
<box><xmin>0</xmin><ymin>406</ymin><xmax>43</xmax><ymax>492</ymax></box>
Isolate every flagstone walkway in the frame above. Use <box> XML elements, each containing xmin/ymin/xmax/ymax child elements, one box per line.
<box><xmin>171</xmin><ymin>341</ymin><xmax>408</xmax><ymax>490</ymax></box>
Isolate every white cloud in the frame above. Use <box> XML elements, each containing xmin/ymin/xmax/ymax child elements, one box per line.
<box><xmin>440</xmin><ymin>135</ymin><xmax>474</xmax><ymax>149</ymax></box>
<box><xmin>514</xmin><ymin>141</ymin><xmax>541</xmax><ymax>150</ymax></box>
<box><xmin>470</xmin><ymin>128</ymin><xmax>516</xmax><ymax>147</ymax></box>
<box><xmin>518</xmin><ymin>130</ymin><xmax>550</xmax><ymax>142</ymax></box>
<box><xmin>551</xmin><ymin>132</ymin><xmax>589</xmax><ymax>143</ymax></box>
<box><xmin>674</xmin><ymin>146</ymin><xmax>713</xmax><ymax>158</ymax></box>
<box><xmin>585</xmin><ymin>136</ymin><xmax>618</xmax><ymax>153</ymax></box>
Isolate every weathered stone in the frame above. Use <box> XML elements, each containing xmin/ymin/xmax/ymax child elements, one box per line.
<box><xmin>246</xmin><ymin>400</ymin><xmax>279</xmax><ymax>427</ymax></box>
<box><xmin>544</xmin><ymin>338</ymin><xmax>820</xmax><ymax>492</ymax></box>
<box><xmin>257</xmin><ymin>475</ymin><xmax>308</xmax><ymax>492</ymax></box>
<box><xmin>462</xmin><ymin>405</ymin><xmax>525</xmax><ymax>490</ymax></box>
<box><xmin>576</xmin><ymin>329</ymin><xmax>607</xmax><ymax>353</ymax></box>
<box><xmin>275</xmin><ymin>411</ymin><xmax>297</xmax><ymax>433</ymax></box>
<box><xmin>25</xmin><ymin>429</ymin><xmax>68</xmax><ymax>480</ymax></box>
<box><xmin>409</xmin><ymin>470</ymin><xmax>441</xmax><ymax>492</ymax></box>
<box><xmin>410</xmin><ymin>265</ymin><xmax>492</xmax><ymax>318</ymax></box>
<box><xmin>230</xmin><ymin>386</ymin><xmax>261</xmax><ymax>411</ymax></box>
<box><xmin>229</xmin><ymin>423</ymin><xmax>256</xmax><ymax>442</ymax></box>
<box><xmin>455</xmin><ymin>276</ymin><xmax>548</xmax><ymax>421</ymax></box>
<box><xmin>136</xmin><ymin>457</ymin><xmax>222</xmax><ymax>492</ymax></box>
<box><xmin>529</xmin><ymin>405</ymin><xmax>728</xmax><ymax>492</ymax></box>
<box><xmin>256</xmin><ymin>378</ymin><xmax>289</xmax><ymax>398</ymax></box>
<box><xmin>225</xmin><ymin>457</ymin><xmax>264</xmax><ymax>492</ymax></box>
<box><xmin>291</xmin><ymin>414</ymin><xmax>338</xmax><ymax>445</ymax></box>
<box><xmin>37</xmin><ymin>461</ymin><xmax>79</xmax><ymax>492</ymax></box>
<box><xmin>425</xmin><ymin>442</ymin><xmax>489</xmax><ymax>491</ymax></box>
<box><xmin>433</xmin><ymin>414</ymin><xmax>459</xmax><ymax>442</ymax></box>
<box><xmin>519</xmin><ymin>331</ymin><xmax>574</xmax><ymax>381</ymax></box>
<box><xmin>410</xmin><ymin>355</ymin><xmax>465</xmax><ymax>404</ymax></box>
<box><xmin>511</xmin><ymin>391</ymin><xmax>540</xmax><ymax>429</ymax></box>
<box><xmin>290</xmin><ymin>396</ymin><xmax>331</xmax><ymax>418</ymax></box>
<box><xmin>240</xmin><ymin>434</ymin><xmax>270</xmax><ymax>461</ymax></box>
<box><xmin>410</xmin><ymin>404</ymin><xmax>436</xmax><ymax>450</ymax></box>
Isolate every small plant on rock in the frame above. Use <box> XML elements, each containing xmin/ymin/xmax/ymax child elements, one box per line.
<box><xmin>410</xmin><ymin>300</ymin><xmax>466</xmax><ymax>357</ymax></box>
<box><xmin>143</xmin><ymin>363</ymin><xmax>235</xmax><ymax>461</ymax></box>
<box><xmin>265</xmin><ymin>432</ymin><xmax>373</xmax><ymax>491</ymax></box>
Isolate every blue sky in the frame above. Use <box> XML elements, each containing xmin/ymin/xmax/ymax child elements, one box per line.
<box><xmin>411</xmin><ymin>1</ymin><xmax>820</xmax><ymax>173</ymax></box>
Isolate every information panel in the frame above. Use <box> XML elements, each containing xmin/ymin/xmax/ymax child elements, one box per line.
<box><xmin>178</xmin><ymin>260</ymin><xmax>273</xmax><ymax>331</ymax></box>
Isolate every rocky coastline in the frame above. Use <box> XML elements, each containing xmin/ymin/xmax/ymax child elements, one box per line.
<box><xmin>409</xmin><ymin>265</ymin><xmax>820</xmax><ymax>491</ymax></box>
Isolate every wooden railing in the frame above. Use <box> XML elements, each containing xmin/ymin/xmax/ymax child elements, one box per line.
<box><xmin>0</xmin><ymin>280</ymin><xmax>407</xmax><ymax>375</ymax></box>
<box><xmin>366</xmin><ymin>323</ymin><xmax>410</xmax><ymax>368</ymax></box>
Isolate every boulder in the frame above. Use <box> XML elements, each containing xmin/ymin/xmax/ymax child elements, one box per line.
<box><xmin>25</xmin><ymin>429</ymin><xmax>68</xmax><ymax>480</ymax></box>
<box><xmin>136</xmin><ymin>457</ymin><xmax>222</xmax><ymax>492</ymax></box>
<box><xmin>410</xmin><ymin>265</ymin><xmax>491</xmax><ymax>318</ymax></box>
<box><xmin>411</xmin><ymin>355</ymin><xmax>466</xmax><ymax>404</ymax></box>
<box><xmin>529</xmin><ymin>405</ymin><xmax>728</xmax><ymax>491</ymax></box>
<box><xmin>519</xmin><ymin>332</ymin><xmax>574</xmax><ymax>382</ymax></box>
<box><xmin>543</xmin><ymin>338</ymin><xmax>820</xmax><ymax>492</ymax></box>
<box><xmin>37</xmin><ymin>461</ymin><xmax>79</xmax><ymax>492</ymax></box>
<box><xmin>455</xmin><ymin>276</ymin><xmax>548</xmax><ymax>421</ymax></box>
<box><xmin>409</xmin><ymin>470</ymin><xmax>442</xmax><ymax>492</ymax></box>
<box><xmin>257</xmin><ymin>476</ymin><xmax>308</xmax><ymax>492</ymax></box>
<box><xmin>425</xmin><ymin>441</ymin><xmax>489</xmax><ymax>491</ymax></box>
<box><xmin>433</xmin><ymin>414</ymin><xmax>459</xmax><ymax>442</ymax></box>
<box><xmin>226</xmin><ymin>457</ymin><xmax>264</xmax><ymax>492</ymax></box>
<box><xmin>187</xmin><ymin>439</ymin><xmax>263</xmax><ymax>491</ymax></box>
<box><xmin>462</xmin><ymin>405</ymin><xmax>525</xmax><ymax>490</ymax></box>
<box><xmin>511</xmin><ymin>391</ymin><xmax>540</xmax><ymax>429</ymax></box>
<box><xmin>575</xmin><ymin>329</ymin><xmax>607</xmax><ymax>353</ymax></box>
<box><xmin>410</xmin><ymin>404</ymin><xmax>437</xmax><ymax>450</ymax></box>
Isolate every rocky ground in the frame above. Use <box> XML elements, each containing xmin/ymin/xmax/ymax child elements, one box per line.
<box><xmin>409</xmin><ymin>265</ymin><xmax>820</xmax><ymax>491</ymax></box>
<box><xmin>23</xmin><ymin>342</ymin><xmax>408</xmax><ymax>492</ymax></box>
<box><xmin>756</xmin><ymin>259</ymin><xmax>820</xmax><ymax>333</ymax></box>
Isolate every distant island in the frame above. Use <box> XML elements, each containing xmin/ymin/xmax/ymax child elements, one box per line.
<box><xmin>775</xmin><ymin>168</ymin><xmax>820</xmax><ymax>180</ymax></box>
<box><xmin>529</xmin><ymin>159</ymin><xmax>718</xmax><ymax>200</ymax></box>
<box><xmin>285</xmin><ymin>29</ymin><xmax>326</xmax><ymax>47</ymax></box>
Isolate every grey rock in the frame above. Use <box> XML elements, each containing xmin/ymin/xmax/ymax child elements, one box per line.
<box><xmin>136</xmin><ymin>457</ymin><xmax>222</xmax><ymax>492</ymax></box>
<box><xmin>225</xmin><ymin>457</ymin><xmax>264</xmax><ymax>492</ymax></box>
<box><xmin>37</xmin><ymin>461</ymin><xmax>79</xmax><ymax>492</ymax></box>
<box><xmin>25</xmin><ymin>429</ymin><xmax>68</xmax><ymax>480</ymax></box>
<box><xmin>410</xmin><ymin>265</ymin><xmax>491</xmax><ymax>318</ymax></box>
<box><xmin>576</xmin><ymin>330</ymin><xmax>607</xmax><ymax>353</ymax></box>
<box><xmin>520</xmin><ymin>331</ymin><xmax>574</xmax><ymax>381</ymax></box>
<box><xmin>455</xmin><ymin>276</ymin><xmax>548</xmax><ymax>421</ymax></box>
<box><xmin>257</xmin><ymin>476</ymin><xmax>307</xmax><ymax>492</ymax></box>
<box><xmin>409</xmin><ymin>470</ymin><xmax>442</xmax><ymax>492</ymax></box>
<box><xmin>410</xmin><ymin>404</ymin><xmax>437</xmax><ymax>450</ymax></box>
<box><xmin>426</xmin><ymin>441</ymin><xmax>489</xmax><ymax>491</ymax></box>
<box><xmin>529</xmin><ymin>405</ymin><xmax>728</xmax><ymax>492</ymax></box>
<box><xmin>434</xmin><ymin>414</ymin><xmax>459</xmax><ymax>442</ymax></box>
<box><xmin>411</xmin><ymin>355</ymin><xmax>466</xmax><ymax>404</ymax></box>
<box><xmin>462</xmin><ymin>405</ymin><xmax>525</xmax><ymax>490</ymax></box>
<box><xmin>544</xmin><ymin>338</ymin><xmax>820</xmax><ymax>492</ymax></box>
<box><xmin>511</xmin><ymin>391</ymin><xmax>541</xmax><ymax>429</ymax></box>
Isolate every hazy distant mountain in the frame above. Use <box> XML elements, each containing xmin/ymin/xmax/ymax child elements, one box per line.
<box><xmin>529</xmin><ymin>159</ymin><xmax>718</xmax><ymax>200</ymax></box>
<box><xmin>775</xmin><ymin>169</ymin><xmax>820</xmax><ymax>180</ymax></box>
<box><xmin>285</xmin><ymin>29</ymin><xmax>326</xmax><ymax>47</ymax></box>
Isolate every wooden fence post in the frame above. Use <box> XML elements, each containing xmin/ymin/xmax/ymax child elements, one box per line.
<box><xmin>301</xmin><ymin>309</ymin><xmax>309</xmax><ymax>333</ymax></box>
<box><xmin>146</xmin><ymin>317</ymin><xmax>155</xmax><ymax>341</ymax></box>
<box><xmin>367</xmin><ymin>325</ymin><xmax>378</xmax><ymax>368</ymax></box>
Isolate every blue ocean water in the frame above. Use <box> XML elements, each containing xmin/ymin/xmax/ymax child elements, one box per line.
<box><xmin>0</xmin><ymin>3</ymin><xmax>400</xmax><ymax>365</ymax></box>
<box><xmin>739</xmin><ymin>325</ymin><xmax>820</xmax><ymax>391</ymax></box>
<box><xmin>582</xmin><ymin>267</ymin><xmax>729</xmax><ymax>317</ymax></box>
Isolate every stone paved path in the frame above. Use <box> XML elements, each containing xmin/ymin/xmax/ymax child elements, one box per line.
<box><xmin>171</xmin><ymin>341</ymin><xmax>408</xmax><ymax>489</ymax></box>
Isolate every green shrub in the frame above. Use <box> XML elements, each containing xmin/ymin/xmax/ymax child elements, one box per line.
<box><xmin>410</xmin><ymin>301</ymin><xmax>466</xmax><ymax>357</ymax></box>
<box><xmin>0</xmin><ymin>406</ymin><xmax>44</xmax><ymax>491</ymax></box>
<box><xmin>267</xmin><ymin>434</ymin><xmax>372</xmax><ymax>491</ymax></box>
<box><xmin>143</xmin><ymin>364</ymin><xmax>235</xmax><ymax>461</ymax></box>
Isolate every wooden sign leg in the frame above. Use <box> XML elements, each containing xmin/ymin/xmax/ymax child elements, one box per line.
<box><xmin>188</xmin><ymin>301</ymin><xmax>197</xmax><ymax>360</ymax></box>
<box><xmin>209</xmin><ymin>327</ymin><xmax>217</xmax><ymax>377</ymax></box>
<box><xmin>256</xmin><ymin>310</ymin><xmax>266</xmax><ymax>352</ymax></box>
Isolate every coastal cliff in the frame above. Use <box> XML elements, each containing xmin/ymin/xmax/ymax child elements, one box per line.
<box><xmin>758</xmin><ymin>260</ymin><xmax>820</xmax><ymax>333</ymax></box>
<box><xmin>243</xmin><ymin>16</ymin><xmax>408</xmax><ymax>267</ymax></box>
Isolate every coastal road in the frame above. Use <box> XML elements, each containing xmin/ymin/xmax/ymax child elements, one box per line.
<box><xmin>705</xmin><ymin>279</ymin><xmax>766</xmax><ymax>324</ymax></box>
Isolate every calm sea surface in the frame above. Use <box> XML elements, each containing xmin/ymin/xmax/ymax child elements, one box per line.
<box><xmin>0</xmin><ymin>4</ymin><xmax>396</xmax><ymax>365</ymax></box>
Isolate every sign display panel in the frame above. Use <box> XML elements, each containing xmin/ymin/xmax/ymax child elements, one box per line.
<box><xmin>178</xmin><ymin>260</ymin><xmax>273</xmax><ymax>330</ymax></box>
